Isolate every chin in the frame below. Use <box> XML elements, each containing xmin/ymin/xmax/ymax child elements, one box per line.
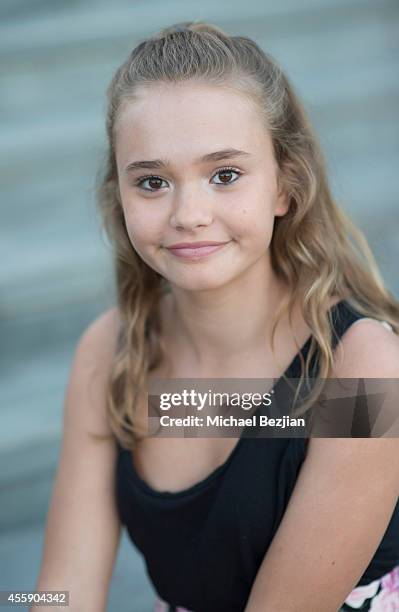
<box><xmin>165</xmin><ymin>270</ymin><xmax>237</xmax><ymax>293</ymax></box>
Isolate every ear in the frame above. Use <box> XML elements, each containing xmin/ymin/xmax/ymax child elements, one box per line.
<box><xmin>273</xmin><ymin>165</ymin><xmax>290</xmax><ymax>217</ymax></box>
<box><xmin>274</xmin><ymin>186</ymin><xmax>290</xmax><ymax>217</ymax></box>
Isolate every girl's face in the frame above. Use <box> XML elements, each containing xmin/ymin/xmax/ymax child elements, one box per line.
<box><xmin>115</xmin><ymin>81</ymin><xmax>289</xmax><ymax>291</ymax></box>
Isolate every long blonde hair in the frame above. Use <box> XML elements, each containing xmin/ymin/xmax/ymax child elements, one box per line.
<box><xmin>96</xmin><ymin>20</ymin><xmax>399</xmax><ymax>449</ymax></box>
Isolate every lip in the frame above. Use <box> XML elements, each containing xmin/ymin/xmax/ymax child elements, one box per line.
<box><xmin>165</xmin><ymin>241</ymin><xmax>230</xmax><ymax>260</ymax></box>
<box><xmin>166</xmin><ymin>241</ymin><xmax>228</xmax><ymax>249</ymax></box>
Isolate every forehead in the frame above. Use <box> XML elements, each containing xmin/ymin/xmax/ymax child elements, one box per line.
<box><xmin>114</xmin><ymin>81</ymin><xmax>272</xmax><ymax>163</ymax></box>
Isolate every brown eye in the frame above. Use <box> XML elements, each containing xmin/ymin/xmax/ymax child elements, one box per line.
<box><xmin>136</xmin><ymin>176</ymin><xmax>167</xmax><ymax>191</ymax></box>
<box><xmin>212</xmin><ymin>167</ymin><xmax>241</xmax><ymax>185</ymax></box>
<box><xmin>147</xmin><ymin>177</ymin><xmax>163</xmax><ymax>190</ymax></box>
<box><xmin>219</xmin><ymin>171</ymin><xmax>233</xmax><ymax>183</ymax></box>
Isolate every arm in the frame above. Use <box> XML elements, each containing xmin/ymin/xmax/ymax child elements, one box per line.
<box><xmin>31</xmin><ymin>307</ymin><xmax>122</xmax><ymax>612</ymax></box>
<box><xmin>244</xmin><ymin>319</ymin><xmax>399</xmax><ymax>612</ymax></box>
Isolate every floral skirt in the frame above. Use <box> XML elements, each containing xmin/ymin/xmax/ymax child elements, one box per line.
<box><xmin>339</xmin><ymin>565</ymin><xmax>399</xmax><ymax>611</ymax></box>
<box><xmin>154</xmin><ymin>565</ymin><xmax>399</xmax><ymax>612</ymax></box>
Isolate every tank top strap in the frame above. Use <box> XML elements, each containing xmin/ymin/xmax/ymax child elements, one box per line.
<box><xmin>283</xmin><ymin>300</ymin><xmax>372</xmax><ymax>380</ymax></box>
<box><xmin>328</xmin><ymin>299</ymin><xmax>370</xmax><ymax>351</ymax></box>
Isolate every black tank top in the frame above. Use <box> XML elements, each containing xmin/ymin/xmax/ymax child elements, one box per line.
<box><xmin>115</xmin><ymin>300</ymin><xmax>399</xmax><ymax>612</ymax></box>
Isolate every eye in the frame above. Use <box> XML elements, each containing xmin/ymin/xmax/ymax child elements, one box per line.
<box><xmin>211</xmin><ymin>166</ymin><xmax>242</xmax><ymax>185</ymax></box>
<box><xmin>135</xmin><ymin>176</ymin><xmax>168</xmax><ymax>192</ymax></box>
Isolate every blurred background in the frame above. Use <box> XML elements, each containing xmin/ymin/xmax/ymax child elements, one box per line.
<box><xmin>0</xmin><ymin>0</ymin><xmax>398</xmax><ymax>610</ymax></box>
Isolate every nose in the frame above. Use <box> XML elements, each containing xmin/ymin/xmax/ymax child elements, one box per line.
<box><xmin>169</xmin><ymin>186</ymin><xmax>213</xmax><ymax>231</ymax></box>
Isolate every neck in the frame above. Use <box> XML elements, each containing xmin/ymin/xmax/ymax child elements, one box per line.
<box><xmin>163</xmin><ymin>255</ymin><xmax>297</xmax><ymax>375</ymax></box>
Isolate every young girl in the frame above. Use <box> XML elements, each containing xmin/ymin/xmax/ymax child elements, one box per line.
<box><xmin>34</xmin><ymin>21</ymin><xmax>399</xmax><ymax>612</ymax></box>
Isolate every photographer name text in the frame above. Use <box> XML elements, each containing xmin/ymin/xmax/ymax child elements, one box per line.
<box><xmin>156</xmin><ymin>414</ymin><xmax>305</xmax><ymax>429</ymax></box>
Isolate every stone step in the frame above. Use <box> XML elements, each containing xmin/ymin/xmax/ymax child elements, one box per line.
<box><xmin>0</xmin><ymin>0</ymin><xmax>384</xmax><ymax>57</ymax></box>
<box><xmin>0</xmin><ymin>516</ymin><xmax>155</xmax><ymax>611</ymax></box>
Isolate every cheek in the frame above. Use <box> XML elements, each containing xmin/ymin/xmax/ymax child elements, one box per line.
<box><xmin>229</xmin><ymin>197</ymin><xmax>273</xmax><ymax>243</ymax></box>
<box><xmin>123</xmin><ymin>205</ymin><xmax>165</xmax><ymax>254</ymax></box>
<box><xmin>122</xmin><ymin>206</ymin><xmax>146</xmax><ymax>246</ymax></box>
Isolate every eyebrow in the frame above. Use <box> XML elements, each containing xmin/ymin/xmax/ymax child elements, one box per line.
<box><xmin>124</xmin><ymin>148</ymin><xmax>251</xmax><ymax>173</ymax></box>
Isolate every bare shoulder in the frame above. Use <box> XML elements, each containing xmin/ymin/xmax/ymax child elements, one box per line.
<box><xmin>331</xmin><ymin>316</ymin><xmax>399</xmax><ymax>378</ymax></box>
<box><xmin>67</xmin><ymin>306</ymin><xmax>122</xmax><ymax>437</ymax></box>
<box><xmin>76</xmin><ymin>306</ymin><xmax>121</xmax><ymax>364</ymax></box>
<box><xmin>320</xmin><ymin>315</ymin><xmax>399</xmax><ymax>438</ymax></box>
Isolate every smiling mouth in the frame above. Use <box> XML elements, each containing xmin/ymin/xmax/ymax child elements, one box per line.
<box><xmin>165</xmin><ymin>242</ymin><xmax>230</xmax><ymax>260</ymax></box>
